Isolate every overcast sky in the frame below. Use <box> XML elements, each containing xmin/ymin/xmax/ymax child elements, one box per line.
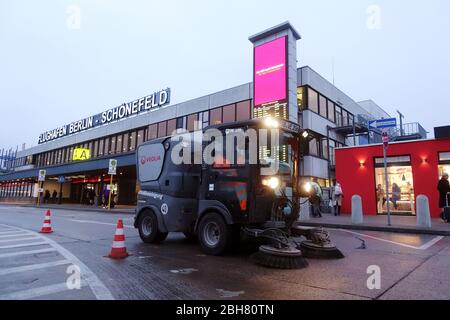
<box><xmin>0</xmin><ymin>0</ymin><xmax>449</xmax><ymax>150</ymax></box>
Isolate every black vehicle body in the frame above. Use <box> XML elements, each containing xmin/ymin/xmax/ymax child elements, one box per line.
<box><xmin>134</xmin><ymin>118</ymin><xmax>305</xmax><ymax>254</ymax></box>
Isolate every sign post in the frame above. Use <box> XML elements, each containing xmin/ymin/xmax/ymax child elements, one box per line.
<box><xmin>37</xmin><ymin>170</ymin><xmax>46</xmax><ymax>207</ymax></box>
<box><xmin>107</xmin><ymin>159</ymin><xmax>117</xmax><ymax>210</ymax></box>
<box><xmin>57</xmin><ymin>176</ymin><xmax>65</xmax><ymax>205</ymax></box>
<box><xmin>382</xmin><ymin>130</ymin><xmax>391</xmax><ymax>226</ymax></box>
<box><xmin>370</xmin><ymin>118</ymin><xmax>397</xmax><ymax>226</ymax></box>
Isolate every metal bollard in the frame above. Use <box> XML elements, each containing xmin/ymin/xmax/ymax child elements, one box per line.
<box><xmin>416</xmin><ymin>195</ymin><xmax>431</xmax><ymax>228</ymax></box>
<box><xmin>298</xmin><ymin>198</ymin><xmax>311</xmax><ymax>221</ymax></box>
<box><xmin>351</xmin><ymin>195</ymin><xmax>364</xmax><ymax>225</ymax></box>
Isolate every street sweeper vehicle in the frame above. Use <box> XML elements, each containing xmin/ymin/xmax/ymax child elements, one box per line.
<box><xmin>134</xmin><ymin>117</ymin><xmax>343</xmax><ymax>269</ymax></box>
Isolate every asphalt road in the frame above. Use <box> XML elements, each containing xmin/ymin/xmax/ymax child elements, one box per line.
<box><xmin>0</xmin><ymin>205</ymin><xmax>449</xmax><ymax>300</ymax></box>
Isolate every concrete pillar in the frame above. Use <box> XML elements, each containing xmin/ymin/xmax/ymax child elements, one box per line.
<box><xmin>352</xmin><ymin>195</ymin><xmax>363</xmax><ymax>225</ymax></box>
<box><xmin>416</xmin><ymin>195</ymin><xmax>432</xmax><ymax>228</ymax></box>
<box><xmin>299</xmin><ymin>198</ymin><xmax>311</xmax><ymax>221</ymax></box>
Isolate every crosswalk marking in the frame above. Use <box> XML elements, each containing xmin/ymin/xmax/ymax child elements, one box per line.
<box><xmin>0</xmin><ymin>233</ymin><xmax>33</xmax><ymax>239</ymax></box>
<box><xmin>0</xmin><ymin>223</ymin><xmax>114</xmax><ymax>300</ymax></box>
<box><xmin>0</xmin><ymin>248</ymin><xmax>58</xmax><ymax>259</ymax></box>
<box><xmin>0</xmin><ymin>282</ymin><xmax>85</xmax><ymax>300</ymax></box>
<box><xmin>0</xmin><ymin>230</ymin><xmax>25</xmax><ymax>235</ymax></box>
<box><xmin>0</xmin><ymin>259</ymin><xmax>71</xmax><ymax>276</ymax></box>
<box><xmin>0</xmin><ymin>242</ymin><xmax>49</xmax><ymax>250</ymax></box>
<box><xmin>0</xmin><ymin>236</ymin><xmax>41</xmax><ymax>244</ymax></box>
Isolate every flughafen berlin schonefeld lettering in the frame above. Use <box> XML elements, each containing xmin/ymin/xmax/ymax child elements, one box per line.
<box><xmin>37</xmin><ymin>88</ymin><xmax>171</xmax><ymax>144</ymax></box>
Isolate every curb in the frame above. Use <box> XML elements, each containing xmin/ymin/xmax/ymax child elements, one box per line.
<box><xmin>0</xmin><ymin>203</ymin><xmax>135</xmax><ymax>215</ymax></box>
<box><xmin>297</xmin><ymin>221</ymin><xmax>450</xmax><ymax>237</ymax></box>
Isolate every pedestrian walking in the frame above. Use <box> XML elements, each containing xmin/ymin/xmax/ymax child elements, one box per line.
<box><xmin>437</xmin><ymin>173</ymin><xmax>450</xmax><ymax>221</ymax></box>
<box><xmin>392</xmin><ymin>183</ymin><xmax>401</xmax><ymax>210</ymax></box>
<box><xmin>309</xmin><ymin>179</ymin><xmax>323</xmax><ymax>218</ymax></box>
<box><xmin>376</xmin><ymin>184</ymin><xmax>386</xmax><ymax>214</ymax></box>
<box><xmin>332</xmin><ymin>182</ymin><xmax>343</xmax><ymax>216</ymax></box>
<box><xmin>52</xmin><ymin>190</ymin><xmax>58</xmax><ymax>204</ymax></box>
<box><xmin>43</xmin><ymin>190</ymin><xmax>51</xmax><ymax>204</ymax></box>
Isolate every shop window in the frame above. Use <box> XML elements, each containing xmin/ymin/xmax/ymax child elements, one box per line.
<box><xmin>110</xmin><ymin>137</ymin><xmax>116</xmax><ymax>155</ymax></box>
<box><xmin>68</xmin><ymin>147</ymin><xmax>74</xmax><ymax>161</ymax></box>
<box><xmin>148</xmin><ymin>124</ymin><xmax>158</xmax><ymax>140</ymax></box>
<box><xmin>319</xmin><ymin>95</ymin><xmax>327</xmax><ymax>118</ymax></box>
<box><xmin>122</xmin><ymin>133</ymin><xmax>129</xmax><ymax>152</ymax></box>
<box><xmin>158</xmin><ymin>122</ymin><xmax>167</xmax><ymax>138</ymax></box>
<box><xmin>137</xmin><ymin>129</ymin><xmax>145</xmax><ymax>147</ymax></box>
<box><xmin>187</xmin><ymin>114</ymin><xmax>197</xmax><ymax>132</ymax></box>
<box><xmin>129</xmin><ymin>131</ymin><xmax>137</xmax><ymax>150</ymax></box>
<box><xmin>103</xmin><ymin>138</ymin><xmax>110</xmax><ymax>155</ymax></box>
<box><xmin>308</xmin><ymin>88</ymin><xmax>319</xmax><ymax>113</ymax></box>
<box><xmin>375</xmin><ymin>156</ymin><xmax>415</xmax><ymax>215</ymax></box>
<box><xmin>98</xmin><ymin>139</ymin><xmax>104</xmax><ymax>156</ymax></box>
<box><xmin>176</xmin><ymin>117</ymin><xmax>186</xmax><ymax>130</ymax></box>
<box><xmin>327</xmin><ymin>100</ymin><xmax>335</xmax><ymax>123</ymax></box>
<box><xmin>93</xmin><ymin>141</ymin><xmax>98</xmax><ymax>158</ymax></box>
<box><xmin>222</xmin><ymin>104</ymin><xmax>236</xmax><ymax>123</ymax></box>
<box><xmin>439</xmin><ymin>152</ymin><xmax>450</xmax><ymax>162</ymax></box>
<box><xmin>236</xmin><ymin>101</ymin><xmax>251</xmax><ymax>121</ymax></box>
<box><xmin>167</xmin><ymin>119</ymin><xmax>176</xmax><ymax>136</ymax></box>
<box><xmin>198</xmin><ymin>112</ymin><xmax>209</xmax><ymax>129</ymax></box>
<box><xmin>297</xmin><ymin>87</ymin><xmax>306</xmax><ymax>110</ymax></box>
<box><xmin>210</xmin><ymin>107</ymin><xmax>222</xmax><ymax>125</ymax></box>
<box><xmin>438</xmin><ymin>152</ymin><xmax>450</xmax><ymax>178</ymax></box>
<box><xmin>116</xmin><ymin>134</ymin><xmax>123</xmax><ymax>153</ymax></box>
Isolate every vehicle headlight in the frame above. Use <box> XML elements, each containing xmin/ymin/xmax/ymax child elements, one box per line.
<box><xmin>264</xmin><ymin>117</ymin><xmax>279</xmax><ymax>129</ymax></box>
<box><xmin>304</xmin><ymin>182</ymin><xmax>312</xmax><ymax>193</ymax></box>
<box><xmin>262</xmin><ymin>177</ymin><xmax>280</xmax><ymax>189</ymax></box>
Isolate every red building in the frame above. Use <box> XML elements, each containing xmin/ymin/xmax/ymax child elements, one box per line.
<box><xmin>335</xmin><ymin>138</ymin><xmax>450</xmax><ymax>218</ymax></box>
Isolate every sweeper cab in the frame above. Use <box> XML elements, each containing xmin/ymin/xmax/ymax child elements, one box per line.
<box><xmin>134</xmin><ymin>117</ymin><xmax>343</xmax><ymax>267</ymax></box>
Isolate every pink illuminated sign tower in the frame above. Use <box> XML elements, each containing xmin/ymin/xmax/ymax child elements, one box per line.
<box><xmin>249</xmin><ymin>22</ymin><xmax>301</xmax><ymax>123</ymax></box>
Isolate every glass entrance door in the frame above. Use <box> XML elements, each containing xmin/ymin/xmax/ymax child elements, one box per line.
<box><xmin>375</xmin><ymin>165</ymin><xmax>415</xmax><ymax>216</ymax></box>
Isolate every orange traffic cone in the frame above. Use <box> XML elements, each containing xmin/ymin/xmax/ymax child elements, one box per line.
<box><xmin>39</xmin><ymin>210</ymin><xmax>53</xmax><ymax>234</ymax></box>
<box><xmin>108</xmin><ymin>219</ymin><xmax>129</xmax><ymax>259</ymax></box>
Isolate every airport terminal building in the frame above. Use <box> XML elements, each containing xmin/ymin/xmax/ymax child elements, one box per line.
<box><xmin>0</xmin><ymin>22</ymin><xmax>426</xmax><ymax>206</ymax></box>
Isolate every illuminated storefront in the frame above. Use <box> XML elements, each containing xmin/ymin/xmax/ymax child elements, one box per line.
<box><xmin>336</xmin><ymin>137</ymin><xmax>450</xmax><ymax>217</ymax></box>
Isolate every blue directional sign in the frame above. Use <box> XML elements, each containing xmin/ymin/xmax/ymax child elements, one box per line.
<box><xmin>369</xmin><ymin>118</ymin><xmax>397</xmax><ymax>130</ymax></box>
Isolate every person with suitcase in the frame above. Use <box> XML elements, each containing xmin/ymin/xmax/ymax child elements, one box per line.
<box><xmin>438</xmin><ymin>173</ymin><xmax>450</xmax><ymax>222</ymax></box>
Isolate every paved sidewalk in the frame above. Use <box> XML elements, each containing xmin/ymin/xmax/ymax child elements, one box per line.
<box><xmin>298</xmin><ymin>214</ymin><xmax>450</xmax><ymax>236</ymax></box>
<box><xmin>0</xmin><ymin>202</ymin><xmax>135</xmax><ymax>215</ymax></box>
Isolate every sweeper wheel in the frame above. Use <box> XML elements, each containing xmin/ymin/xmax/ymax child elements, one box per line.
<box><xmin>299</xmin><ymin>240</ymin><xmax>345</xmax><ymax>259</ymax></box>
<box><xmin>251</xmin><ymin>245</ymin><xmax>308</xmax><ymax>269</ymax></box>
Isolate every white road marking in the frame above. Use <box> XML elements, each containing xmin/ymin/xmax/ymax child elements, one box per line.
<box><xmin>0</xmin><ymin>259</ymin><xmax>71</xmax><ymax>276</ymax></box>
<box><xmin>0</xmin><ymin>223</ymin><xmax>114</xmax><ymax>300</ymax></box>
<box><xmin>0</xmin><ymin>230</ymin><xmax>26</xmax><ymax>235</ymax></box>
<box><xmin>216</xmin><ymin>289</ymin><xmax>245</xmax><ymax>298</ymax></box>
<box><xmin>170</xmin><ymin>268</ymin><xmax>198</xmax><ymax>274</ymax></box>
<box><xmin>0</xmin><ymin>233</ymin><xmax>33</xmax><ymax>239</ymax></box>
<box><xmin>0</xmin><ymin>236</ymin><xmax>41</xmax><ymax>243</ymax></box>
<box><xmin>418</xmin><ymin>236</ymin><xmax>445</xmax><ymax>250</ymax></box>
<box><xmin>70</xmin><ymin>219</ymin><xmax>134</xmax><ymax>229</ymax></box>
<box><xmin>336</xmin><ymin>229</ymin><xmax>444</xmax><ymax>250</ymax></box>
<box><xmin>0</xmin><ymin>242</ymin><xmax>49</xmax><ymax>250</ymax></box>
<box><xmin>0</xmin><ymin>248</ymin><xmax>57</xmax><ymax>259</ymax></box>
<box><xmin>0</xmin><ymin>282</ymin><xmax>86</xmax><ymax>300</ymax></box>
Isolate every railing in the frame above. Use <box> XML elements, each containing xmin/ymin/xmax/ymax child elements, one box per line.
<box><xmin>390</xmin><ymin>123</ymin><xmax>428</xmax><ymax>140</ymax></box>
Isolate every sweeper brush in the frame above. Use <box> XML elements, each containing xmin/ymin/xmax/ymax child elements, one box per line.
<box><xmin>251</xmin><ymin>245</ymin><xmax>308</xmax><ymax>269</ymax></box>
<box><xmin>292</xmin><ymin>226</ymin><xmax>345</xmax><ymax>259</ymax></box>
<box><xmin>245</xmin><ymin>228</ymin><xmax>308</xmax><ymax>269</ymax></box>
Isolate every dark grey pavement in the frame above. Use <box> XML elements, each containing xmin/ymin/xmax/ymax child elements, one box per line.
<box><xmin>0</xmin><ymin>205</ymin><xmax>449</xmax><ymax>300</ymax></box>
